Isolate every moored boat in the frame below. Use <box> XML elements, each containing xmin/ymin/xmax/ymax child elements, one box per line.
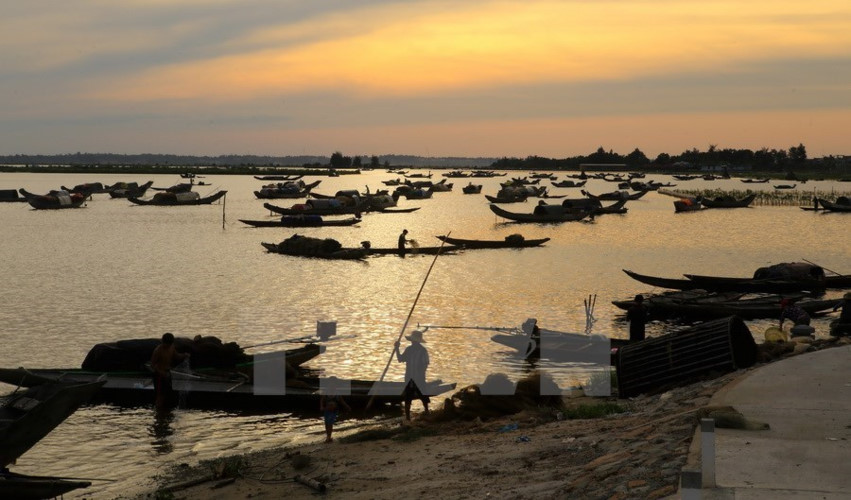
<box><xmin>817</xmin><ymin>196</ymin><xmax>851</xmax><ymax>213</ymax></box>
<box><xmin>107</xmin><ymin>180</ymin><xmax>154</xmax><ymax>199</ymax></box>
<box><xmin>19</xmin><ymin>189</ymin><xmax>87</xmax><ymax>209</ymax></box>
<box><xmin>240</xmin><ymin>215</ymin><xmax>361</xmax><ymax>227</ymax></box>
<box><xmin>435</xmin><ymin>234</ymin><xmax>550</xmax><ymax>249</ymax></box>
<box><xmin>0</xmin><ymin>189</ymin><xmax>27</xmax><ymax>203</ymax></box>
<box><xmin>488</xmin><ymin>203</ymin><xmax>588</xmax><ymax>223</ymax></box>
<box><xmin>1</xmin><ymin>380</ymin><xmax>105</xmax><ymax>468</ymax></box>
<box><xmin>461</xmin><ymin>183</ymin><xmax>482</xmax><ymax>194</ymax></box>
<box><xmin>701</xmin><ymin>193</ymin><xmax>756</xmax><ymax>208</ymax></box>
<box><xmin>128</xmin><ymin>190</ymin><xmax>227</xmax><ymax>206</ymax></box>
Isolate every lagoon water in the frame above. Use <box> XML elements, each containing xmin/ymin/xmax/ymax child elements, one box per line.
<box><xmin>1</xmin><ymin>170</ymin><xmax>848</xmax><ymax>497</ymax></box>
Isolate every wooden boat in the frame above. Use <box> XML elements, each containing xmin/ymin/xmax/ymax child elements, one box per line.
<box><xmin>18</xmin><ymin>189</ymin><xmax>87</xmax><ymax>210</ymax></box>
<box><xmin>461</xmin><ymin>183</ymin><xmax>482</xmax><ymax>194</ymax></box>
<box><xmin>403</xmin><ymin>188</ymin><xmax>433</xmax><ymax>200</ymax></box>
<box><xmin>150</xmin><ymin>182</ymin><xmax>193</xmax><ymax>193</ymax></box>
<box><xmin>672</xmin><ymin>175</ymin><xmax>700</xmax><ymax>181</ymax></box>
<box><xmin>740</xmin><ymin>178</ymin><xmax>770</xmax><ymax>183</ymax></box>
<box><xmin>489</xmin><ymin>203</ymin><xmax>588</xmax><ymax>223</ymax></box>
<box><xmin>622</xmin><ymin>269</ymin><xmax>700</xmax><ymax>290</ymax></box>
<box><xmin>559</xmin><ymin>198</ymin><xmax>628</xmax><ymax>215</ymax></box>
<box><xmin>262</xmin><ymin>238</ymin><xmax>369</xmax><ymax>260</ymax></box>
<box><xmin>0</xmin><ymin>189</ymin><xmax>27</xmax><ymax>203</ymax></box>
<box><xmin>551</xmin><ymin>180</ymin><xmax>586</xmax><ymax>188</ymax></box>
<box><xmin>442</xmin><ymin>171</ymin><xmax>470</xmax><ymax>178</ymax></box>
<box><xmin>1</xmin><ymin>380</ymin><xmax>105</xmax><ymax>468</ymax></box>
<box><xmin>369</xmin><ymin>207</ymin><xmax>421</xmax><ymax>214</ymax></box>
<box><xmin>60</xmin><ymin>182</ymin><xmax>108</xmax><ymax>197</ymax></box>
<box><xmin>253</xmin><ymin>180</ymin><xmax>322</xmax><ymax>199</ymax></box>
<box><xmin>429</xmin><ymin>180</ymin><xmax>453</xmax><ymax>192</ymax></box>
<box><xmin>254</xmin><ymin>175</ymin><xmax>304</xmax><ymax>181</ymax></box>
<box><xmin>701</xmin><ymin>193</ymin><xmax>756</xmax><ymax>208</ymax></box>
<box><xmin>682</xmin><ymin>273</ymin><xmax>827</xmax><ymax>293</ymax></box>
<box><xmin>381</xmin><ymin>178</ymin><xmax>403</xmax><ymax>186</ymax></box>
<box><xmin>491</xmin><ymin>329</ymin><xmax>627</xmax><ymax>365</ymax></box>
<box><xmin>673</xmin><ymin>197</ymin><xmax>703</xmax><ymax>212</ymax></box>
<box><xmin>612</xmin><ymin>291</ymin><xmax>841</xmax><ymax>320</ymax></box>
<box><xmin>817</xmin><ymin>197</ymin><xmax>851</xmax><ymax>213</ymax></box>
<box><xmin>107</xmin><ymin>180</ymin><xmax>154</xmax><ymax>199</ymax></box>
<box><xmin>368</xmin><ymin>244</ymin><xmax>462</xmax><ymax>256</ymax></box>
<box><xmin>774</xmin><ymin>184</ymin><xmax>796</xmax><ymax>189</ymax></box>
<box><xmin>0</xmin><ymin>470</ymin><xmax>92</xmax><ymax>499</ymax></box>
<box><xmin>582</xmin><ymin>189</ymin><xmax>648</xmax><ymax>201</ymax></box>
<box><xmin>128</xmin><ymin>190</ymin><xmax>226</xmax><ymax>206</ymax></box>
<box><xmin>263</xmin><ymin>199</ymin><xmax>369</xmax><ymax>216</ymax></box>
<box><xmin>404</xmin><ymin>172</ymin><xmax>432</xmax><ymax>179</ymax></box>
<box><xmin>469</xmin><ymin>171</ymin><xmax>506</xmax><ymax>177</ymax></box>
<box><xmin>435</xmin><ymin>234</ymin><xmax>550</xmax><ymax>249</ymax></box>
<box><xmin>240</xmin><ymin>216</ymin><xmax>361</xmax><ymax>228</ymax></box>
<box><xmin>484</xmin><ymin>193</ymin><xmax>527</xmax><ymax>204</ymax></box>
<box><xmin>0</xmin><ymin>368</ymin><xmax>455</xmax><ymax>412</ymax></box>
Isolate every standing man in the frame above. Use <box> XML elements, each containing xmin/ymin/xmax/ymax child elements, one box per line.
<box><xmin>150</xmin><ymin>333</ymin><xmax>190</xmax><ymax>411</ymax></box>
<box><xmin>398</xmin><ymin>229</ymin><xmax>410</xmax><ymax>257</ymax></box>
<box><xmin>394</xmin><ymin>330</ymin><xmax>430</xmax><ymax>420</ymax></box>
<box><xmin>626</xmin><ymin>295</ymin><xmax>648</xmax><ymax>342</ymax></box>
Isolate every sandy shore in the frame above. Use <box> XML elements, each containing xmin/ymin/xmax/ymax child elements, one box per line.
<box><xmin>133</xmin><ymin>336</ymin><xmax>848</xmax><ymax>500</ymax></box>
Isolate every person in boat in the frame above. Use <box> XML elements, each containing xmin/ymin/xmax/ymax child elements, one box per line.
<box><xmin>398</xmin><ymin>229</ymin><xmax>410</xmax><ymax>257</ymax></box>
<box><xmin>150</xmin><ymin>332</ymin><xmax>190</xmax><ymax>411</ymax></box>
<box><xmin>394</xmin><ymin>330</ymin><xmax>430</xmax><ymax>420</ymax></box>
<box><xmin>319</xmin><ymin>378</ymin><xmax>351</xmax><ymax>443</ymax></box>
<box><xmin>779</xmin><ymin>298</ymin><xmax>811</xmax><ymax>329</ymax></box>
<box><xmin>829</xmin><ymin>292</ymin><xmax>851</xmax><ymax>337</ymax></box>
<box><xmin>626</xmin><ymin>295</ymin><xmax>648</xmax><ymax>342</ymax></box>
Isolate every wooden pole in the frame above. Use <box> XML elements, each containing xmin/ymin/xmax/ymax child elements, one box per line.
<box><xmin>801</xmin><ymin>258</ymin><xmax>844</xmax><ymax>277</ymax></box>
<box><xmin>222</xmin><ymin>192</ymin><xmax>227</xmax><ymax>229</ymax></box>
<box><xmin>366</xmin><ymin>232</ymin><xmax>450</xmax><ymax>410</ymax></box>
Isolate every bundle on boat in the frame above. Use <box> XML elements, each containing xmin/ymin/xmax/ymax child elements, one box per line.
<box><xmin>264</xmin><ymin>234</ymin><xmax>369</xmax><ymax>260</ymax></box>
<box><xmin>82</xmin><ymin>335</ymin><xmax>250</xmax><ymax>372</ymax></box>
<box><xmin>616</xmin><ymin>316</ymin><xmax>757</xmax><ymax>398</ymax></box>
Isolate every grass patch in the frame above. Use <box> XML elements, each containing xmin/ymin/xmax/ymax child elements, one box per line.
<box><xmin>562</xmin><ymin>402</ymin><xmax>626</xmax><ymax>420</ymax></box>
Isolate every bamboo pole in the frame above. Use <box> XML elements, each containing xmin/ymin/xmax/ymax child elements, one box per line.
<box><xmin>365</xmin><ymin>232</ymin><xmax>450</xmax><ymax>410</ymax></box>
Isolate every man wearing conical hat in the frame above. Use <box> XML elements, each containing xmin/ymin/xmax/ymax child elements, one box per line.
<box><xmin>394</xmin><ymin>329</ymin><xmax>430</xmax><ymax>420</ymax></box>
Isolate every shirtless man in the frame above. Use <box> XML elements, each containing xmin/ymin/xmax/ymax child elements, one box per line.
<box><xmin>150</xmin><ymin>333</ymin><xmax>189</xmax><ymax>411</ymax></box>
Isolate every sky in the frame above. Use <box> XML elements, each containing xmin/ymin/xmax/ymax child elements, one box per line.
<box><xmin>2</xmin><ymin>0</ymin><xmax>850</xmax><ymax>159</ymax></box>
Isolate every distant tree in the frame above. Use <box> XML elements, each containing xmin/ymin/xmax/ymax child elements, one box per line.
<box><xmin>330</xmin><ymin>151</ymin><xmax>345</xmax><ymax>168</ymax></box>
<box><xmin>654</xmin><ymin>152</ymin><xmax>671</xmax><ymax>164</ymax></box>
<box><xmin>789</xmin><ymin>143</ymin><xmax>807</xmax><ymax>164</ymax></box>
<box><xmin>352</xmin><ymin>156</ymin><xmax>362</xmax><ymax>168</ymax></box>
<box><xmin>370</xmin><ymin>156</ymin><xmax>380</xmax><ymax>168</ymax></box>
<box><xmin>625</xmin><ymin>148</ymin><xmax>649</xmax><ymax>166</ymax></box>
<box><xmin>384</xmin><ymin>160</ymin><xmax>390</xmax><ymax>168</ymax></box>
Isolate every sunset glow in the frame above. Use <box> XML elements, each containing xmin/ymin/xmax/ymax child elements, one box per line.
<box><xmin>2</xmin><ymin>1</ymin><xmax>850</xmax><ymax>156</ymax></box>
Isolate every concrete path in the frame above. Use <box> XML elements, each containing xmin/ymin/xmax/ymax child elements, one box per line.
<box><xmin>698</xmin><ymin>344</ymin><xmax>851</xmax><ymax>499</ymax></box>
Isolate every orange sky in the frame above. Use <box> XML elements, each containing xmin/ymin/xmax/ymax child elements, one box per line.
<box><xmin>1</xmin><ymin>1</ymin><xmax>850</xmax><ymax>157</ymax></box>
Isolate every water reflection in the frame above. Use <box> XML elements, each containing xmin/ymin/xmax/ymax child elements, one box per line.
<box><xmin>149</xmin><ymin>409</ymin><xmax>175</xmax><ymax>454</ymax></box>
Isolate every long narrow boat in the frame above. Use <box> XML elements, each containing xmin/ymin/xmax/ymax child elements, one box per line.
<box><xmin>435</xmin><ymin>234</ymin><xmax>550</xmax><ymax>249</ymax></box>
<box><xmin>1</xmin><ymin>380</ymin><xmax>105</xmax><ymax>468</ymax></box>
<box><xmin>0</xmin><ymin>189</ymin><xmax>27</xmax><ymax>203</ymax></box>
<box><xmin>582</xmin><ymin>189</ymin><xmax>648</xmax><ymax>201</ymax></box>
<box><xmin>263</xmin><ymin>200</ymin><xmax>369</xmax><ymax>216</ymax></box>
<box><xmin>701</xmin><ymin>193</ymin><xmax>756</xmax><ymax>208</ymax></box>
<box><xmin>683</xmin><ymin>273</ymin><xmax>827</xmax><ymax>293</ymax></box>
<box><xmin>368</xmin><ymin>245</ymin><xmax>462</xmax><ymax>256</ymax></box>
<box><xmin>262</xmin><ymin>241</ymin><xmax>369</xmax><ymax>259</ymax></box>
<box><xmin>817</xmin><ymin>197</ymin><xmax>851</xmax><ymax>213</ymax></box>
<box><xmin>611</xmin><ymin>292</ymin><xmax>841</xmax><ymax>320</ymax></box>
<box><xmin>740</xmin><ymin>178</ymin><xmax>770</xmax><ymax>183</ymax></box>
<box><xmin>18</xmin><ymin>189</ymin><xmax>87</xmax><ymax>209</ymax></box>
<box><xmin>128</xmin><ymin>190</ymin><xmax>226</xmax><ymax>206</ymax></box>
<box><xmin>254</xmin><ymin>175</ymin><xmax>304</xmax><ymax>181</ymax></box>
<box><xmin>489</xmin><ymin>204</ymin><xmax>588</xmax><ymax>223</ymax></box>
<box><xmin>622</xmin><ymin>269</ymin><xmax>700</xmax><ymax>290</ymax></box>
<box><xmin>625</xmin><ymin>268</ymin><xmax>851</xmax><ymax>291</ymax></box>
<box><xmin>240</xmin><ymin>216</ymin><xmax>361</xmax><ymax>228</ymax></box>
<box><xmin>0</xmin><ymin>470</ymin><xmax>92</xmax><ymax>500</ymax></box>
<box><xmin>0</xmin><ymin>369</ymin><xmax>455</xmax><ymax>412</ymax></box>
<box><xmin>107</xmin><ymin>180</ymin><xmax>154</xmax><ymax>199</ymax></box>
<box><xmin>253</xmin><ymin>180</ymin><xmax>322</xmax><ymax>199</ymax></box>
